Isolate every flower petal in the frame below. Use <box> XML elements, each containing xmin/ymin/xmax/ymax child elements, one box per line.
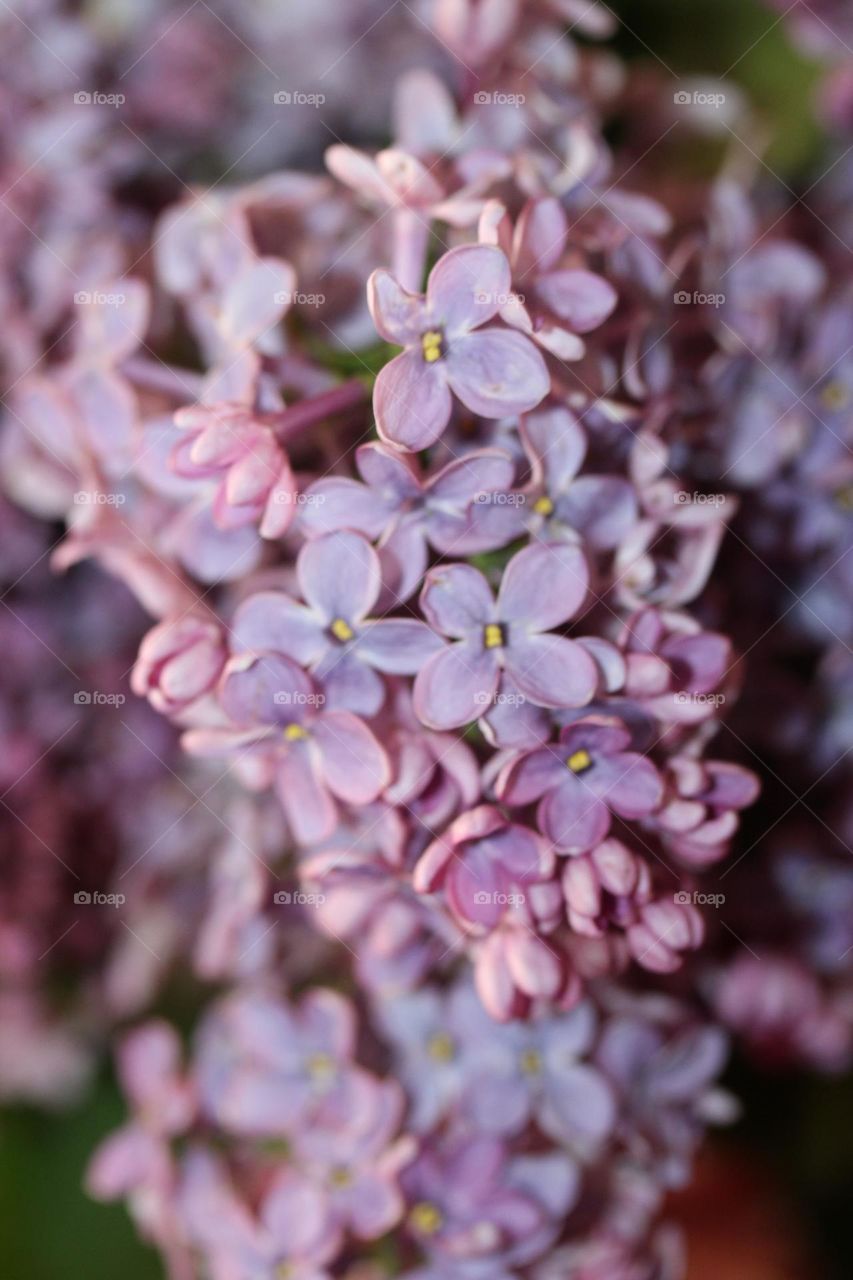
<box><xmin>426</xmin><ymin>244</ymin><xmax>510</xmax><ymax>333</ymax></box>
<box><xmin>373</xmin><ymin>350</ymin><xmax>452</xmax><ymax>451</ymax></box>
<box><xmin>540</xmin><ymin>777</ymin><xmax>611</xmax><ymax>852</ymax></box>
<box><xmin>233</xmin><ymin>592</ymin><xmax>326</xmax><ymax>664</ymax></box>
<box><xmin>413</xmin><ymin>642</ymin><xmax>498</xmax><ymax>730</ymax></box>
<box><xmin>535</xmin><ymin>269</ymin><xmax>617</xmax><ymax>333</ymax></box>
<box><xmin>313</xmin><ymin>711</ymin><xmax>390</xmax><ymax>803</ymax></box>
<box><xmin>506</xmin><ymin>633</ymin><xmax>597</xmax><ymax>708</ymax></box>
<box><xmin>420</xmin><ymin>562</ymin><xmax>494</xmax><ymax>637</ymax></box>
<box><xmin>446</xmin><ymin>328</ymin><xmax>549</xmax><ymax>419</ymax></box>
<box><xmin>498</xmin><ymin>541</ymin><xmax>589</xmax><ymax>630</ymax></box>
<box><xmin>367</xmin><ymin>267</ymin><xmax>426</xmax><ymax>344</ymax></box>
<box><xmin>358</xmin><ymin>619</ymin><xmax>443</xmax><ymax>673</ymax></box>
<box><xmin>299</xmin><ymin>531</ymin><xmax>380</xmax><ymax>625</ymax></box>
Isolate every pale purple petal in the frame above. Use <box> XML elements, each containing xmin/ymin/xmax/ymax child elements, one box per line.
<box><xmin>540</xmin><ymin>778</ymin><xmax>611</xmax><ymax>852</ymax></box>
<box><xmin>374</xmin><ymin>351</ymin><xmax>452</xmax><ymax>451</ymax></box>
<box><xmin>413</xmin><ymin>643</ymin><xmax>499</xmax><ymax>729</ymax></box>
<box><xmin>535</xmin><ymin>269</ymin><xmax>617</xmax><ymax>332</ymax></box>
<box><xmin>498</xmin><ymin>542</ymin><xmax>589</xmax><ymax>629</ymax></box>
<box><xmin>446</xmin><ymin>328</ymin><xmax>550</xmax><ymax>419</ymax></box>
<box><xmin>299</xmin><ymin>531</ymin><xmax>380</xmax><ymax>625</ymax></box>
<box><xmin>420</xmin><ymin>563</ymin><xmax>494</xmax><ymax>636</ymax></box>
<box><xmin>276</xmin><ymin>748</ymin><xmax>337</xmax><ymax>844</ymax></box>
<box><xmin>426</xmin><ymin>244</ymin><xmax>510</xmax><ymax>333</ymax></box>
<box><xmin>313</xmin><ymin>711</ymin><xmax>390</xmax><ymax>803</ymax></box>
<box><xmin>233</xmin><ymin>592</ymin><xmax>326</xmax><ymax>665</ymax></box>
<box><xmin>506</xmin><ymin>633</ymin><xmax>597</xmax><ymax>708</ymax></box>
<box><xmin>367</xmin><ymin>268</ymin><xmax>426</xmax><ymax>344</ymax></box>
<box><xmin>358</xmin><ymin>619</ymin><xmax>444</xmax><ymax>673</ymax></box>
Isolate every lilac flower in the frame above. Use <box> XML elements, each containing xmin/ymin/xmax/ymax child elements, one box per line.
<box><xmin>658</xmin><ymin>758</ymin><xmax>760</xmax><ymax>867</ymax></box>
<box><xmin>402</xmin><ymin>1136</ymin><xmax>577</xmax><ymax>1266</ymax></box>
<box><xmin>521</xmin><ymin>406</ymin><xmax>638</xmax><ymax>552</ymax></box>
<box><xmin>194</xmin><ymin>988</ymin><xmax>364</xmax><ymax>1139</ymax></box>
<box><xmin>461</xmin><ymin>1001</ymin><xmax>616</xmax><ymax>1148</ymax></box>
<box><xmin>131</xmin><ymin>615</ymin><xmax>226</xmax><ymax>716</ymax></box>
<box><xmin>293</xmin><ymin>1078</ymin><xmax>413</xmax><ymax>1240</ymax></box>
<box><xmin>413</xmin><ymin>541</ymin><xmax>597</xmax><ymax>730</ymax></box>
<box><xmin>301</xmin><ymin>442</ymin><xmax>520</xmax><ymax>602</ymax></box>
<box><xmin>626</xmin><ymin>896</ymin><xmax>704</xmax><ymax>974</ymax></box>
<box><xmin>368</xmin><ymin>245</ymin><xmax>550</xmax><ymax>450</ymax></box>
<box><xmin>179</xmin><ymin>1148</ymin><xmax>336</xmax><ymax>1280</ymax></box>
<box><xmin>480</xmin><ymin>198</ymin><xmax>618</xmax><ymax>360</ymax></box>
<box><xmin>172</xmin><ymin>401</ymin><xmax>297</xmax><ymax>538</ymax></box>
<box><xmin>498</xmin><ymin>716</ymin><xmax>663</xmax><ymax>853</ymax></box>
<box><xmin>183</xmin><ymin>652</ymin><xmax>390</xmax><ymax>844</ymax></box>
<box><xmin>232</xmin><ymin>530</ymin><xmax>441</xmax><ymax>715</ymax></box>
<box><xmin>414</xmin><ymin>805</ymin><xmax>554</xmax><ymax>932</ymax></box>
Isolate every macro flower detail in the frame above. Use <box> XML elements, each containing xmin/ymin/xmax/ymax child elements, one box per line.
<box><xmin>232</xmin><ymin>530</ymin><xmax>442</xmax><ymax>715</ymax></box>
<box><xmin>368</xmin><ymin>244</ymin><xmax>550</xmax><ymax>450</ymax></box>
<box><xmin>183</xmin><ymin>652</ymin><xmax>390</xmax><ymax>843</ymax></box>
<box><xmin>498</xmin><ymin>716</ymin><xmax>663</xmax><ymax>853</ymax></box>
<box><xmin>413</xmin><ymin>541</ymin><xmax>597</xmax><ymax>730</ymax></box>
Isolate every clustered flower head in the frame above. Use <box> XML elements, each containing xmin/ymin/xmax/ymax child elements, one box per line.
<box><xmin>1</xmin><ymin>0</ymin><xmax>852</xmax><ymax>1277</ymax></box>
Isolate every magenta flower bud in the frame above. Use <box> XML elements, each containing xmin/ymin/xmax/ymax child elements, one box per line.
<box><xmin>131</xmin><ymin>616</ymin><xmax>226</xmax><ymax>715</ymax></box>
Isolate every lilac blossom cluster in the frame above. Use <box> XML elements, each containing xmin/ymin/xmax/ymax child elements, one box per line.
<box><xmin>1</xmin><ymin>1</ymin><xmax>851</xmax><ymax>1277</ymax></box>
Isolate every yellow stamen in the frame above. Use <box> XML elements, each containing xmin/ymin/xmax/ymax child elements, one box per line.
<box><xmin>835</xmin><ymin>483</ymin><xmax>853</xmax><ymax>512</ymax></box>
<box><xmin>276</xmin><ymin>1265</ymin><xmax>293</xmax><ymax>1280</ymax></box>
<box><xmin>483</xmin><ymin>622</ymin><xmax>504</xmax><ymax>649</ymax></box>
<box><xmin>330</xmin><ymin>617</ymin><xmax>354</xmax><ymax>642</ymax></box>
<box><xmin>329</xmin><ymin>1166</ymin><xmax>353</xmax><ymax>1189</ymax></box>
<box><xmin>306</xmin><ymin>1051</ymin><xmax>335</xmax><ymax>1081</ymax></box>
<box><xmin>283</xmin><ymin>723</ymin><xmax>307</xmax><ymax>741</ymax></box>
<box><xmin>421</xmin><ymin>330</ymin><xmax>444</xmax><ymax>363</ymax></box>
<box><xmin>520</xmin><ymin>1047</ymin><xmax>542</xmax><ymax>1076</ymax></box>
<box><xmin>427</xmin><ymin>1031</ymin><xmax>455</xmax><ymax>1062</ymax></box>
<box><xmin>410</xmin><ymin>1201</ymin><xmax>443</xmax><ymax>1234</ymax></box>
<box><xmin>533</xmin><ymin>495</ymin><xmax>554</xmax><ymax>516</ymax></box>
<box><xmin>821</xmin><ymin>380</ymin><xmax>850</xmax><ymax>411</ymax></box>
<box><xmin>567</xmin><ymin>748</ymin><xmax>592</xmax><ymax>773</ymax></box>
